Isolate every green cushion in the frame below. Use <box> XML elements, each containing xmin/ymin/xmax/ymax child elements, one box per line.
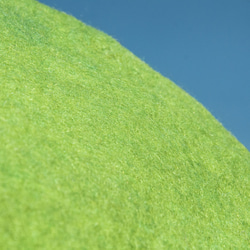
<box><xmin>0</xmin><ymin>0</ymin><xmax>249</xmax><ymax>248</ymax></box>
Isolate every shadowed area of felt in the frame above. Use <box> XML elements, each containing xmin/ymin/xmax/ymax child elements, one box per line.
<box><xmin>0</xmin><ymin>0</ymin><xmax>250</xmax><ymax>249</ymax></box>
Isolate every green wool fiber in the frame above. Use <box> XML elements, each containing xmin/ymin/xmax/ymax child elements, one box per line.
<box><xmin>0</xmin><ymin>0</ymin><xmax>250</xmax><ymax>249</ymax></box>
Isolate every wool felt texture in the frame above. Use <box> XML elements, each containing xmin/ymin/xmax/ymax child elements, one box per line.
<box><xmin>0</xmin><ymin>0</ymin><xmax>250</xmax><ymax>249</ymax></box>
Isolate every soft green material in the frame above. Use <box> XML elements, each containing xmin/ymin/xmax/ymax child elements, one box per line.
<box><xmin>0</xmin><ymin>0</ymin><xmax>250</xmax><ymax>249</ymax></box>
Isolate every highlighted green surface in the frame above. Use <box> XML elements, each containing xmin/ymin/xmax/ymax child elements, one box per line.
<box><xmin>0</xmin><ymin>0</ymin><xmax>250</xmax><ymax>248</ymax></box>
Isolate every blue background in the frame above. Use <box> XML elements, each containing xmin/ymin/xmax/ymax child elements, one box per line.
<box><xmin>38</xmin><ymin>0</ymin><xmax>250</xmax><ymax>151</ymax></box>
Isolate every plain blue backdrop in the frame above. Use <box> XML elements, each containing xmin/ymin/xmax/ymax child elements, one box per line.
<box><xmin>38</xmin><ymin>0</ymin><xmax>250</xmax><ymax>151</ymax></box>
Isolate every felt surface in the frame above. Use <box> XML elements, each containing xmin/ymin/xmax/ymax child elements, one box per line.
<box><xmin>0</xmin><ymin>0</ymin><xmax>250</xmax><ymax>249</ymax></box>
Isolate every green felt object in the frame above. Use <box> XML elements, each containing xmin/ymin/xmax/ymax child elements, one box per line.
<box><xmin>0</xmin><ymin>0</ymin><xmax>250</xmax><ymax>249</ymax></box>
